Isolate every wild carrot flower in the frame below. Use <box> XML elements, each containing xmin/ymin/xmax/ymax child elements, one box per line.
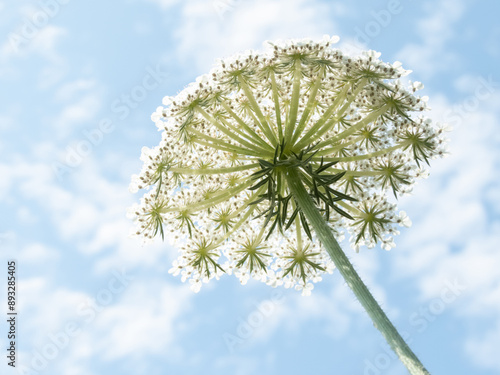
<box><xmin>129</xmin><ymin>35</ymin><xmax>447</xmax><ymax>375</ymax></box>
<box><xmin>129</xmin><ymin>35</ymin><xmax>447</xmax><ymax>293</ymax></box>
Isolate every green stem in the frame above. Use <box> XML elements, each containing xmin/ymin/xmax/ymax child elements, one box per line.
<box><xmin>315</xmin><ymin>142</ymin><xmax>408</xmax><ymax>163</ymax></box>
<box><xmin>295</xmin><ymin>78</ymin><xmax>368</xmax><ymax>150</ymax></box>
<box><xmin>196</xmin><ymin>106</ymin><xmax>273</xmax><ymax>154</ymax></box>
<box><xmin>314</xmin><ymin>136</ymin><xmax>364</xmax><ymax>157</ymax></box>
<box><xmin>219</xmin><ymin>100</ymin><xmax>273</xmax><ymax>150</ymax></box>
<box><xmin>314</xmin><ymin>104</ymin><xmax>391</xmax><ymax>150</ymax></box>
<box><xmin>270</xmin><ymin>71</ymin><xmax>283</xmax><ymax>141</ymax></box>
<box><xmin>285</xmin><ymin>167</ymin><xmax>430</xmax><ymax>375</ymax></box>
<box><xmin>161</xmin><ymin>179</ymin><xmax>253</xmax><ymax>214</ymax></box>
<box><xmin>293</xmin><ymin>82</ymin><xmax>351</xmax><ymax>150</ymax></box>
<box><xmin>326</xmin><ymin>169</ymin><xmax>382</xmax><ymax>177</ymax></box>
<box><xmin>245</xmin><ymin>107</ymin><xmax>275</xmax><ymax>146</ymax></box>
<box><xmin>218</xmin><ymin>117</ymin><xmax>274</xmax><ymax>153</ymax></box>
<box><xmin>239</xmin><ymin>79</ymin><xmax>278</xmax><ymax>145</ymax></box>
<box><xmin>212</xmin><ymin>197</ymin><xmax>261</xmax><ymax>247</ymax></box>
<box><xmin>190</xmin><ymin>129</ymin><xmax>271</xmax><ymax>157</ymax></box>
<box><xmin>169</xmin><ymin>163</ymin><xmax>259</xmax><ymax>175</ymax></box>
<box><xmin>291</xmin><ymin>66</ymin><xmax>324</xmax><ymax>144</ymax></box>
<box><xmin>336</xmin><ymin>200</ymin><xmax>362</xmax><ymax>216</ymax></box>
<box><xmin>285</xmin><ymin>60</ymin><xmax>303</xmax><ymax>146</ymax></box>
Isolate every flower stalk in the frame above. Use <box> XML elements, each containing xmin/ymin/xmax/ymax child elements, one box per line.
<box><xmin>285</xmin><ymin>166</ymin><xmax>429</xmax><ymax>375</ymax></box>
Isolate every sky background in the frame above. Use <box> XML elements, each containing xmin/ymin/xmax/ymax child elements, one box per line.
<box><xmin>1</xmin><ymin>0</ymin><xmax>500</xmax><ymax>374</ymax></box>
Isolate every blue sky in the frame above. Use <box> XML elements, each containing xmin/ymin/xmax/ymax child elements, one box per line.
<box><xmin>1</xmin><ymin>0</ymin><xmax>500</xmax><ymax>374</ymax></box>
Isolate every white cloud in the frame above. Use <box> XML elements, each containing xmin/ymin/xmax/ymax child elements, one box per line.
<box><xmin>214</xmin><ymin>355</ymin><xmax>261</xmax><ymax>375</ymax></box>
<box><xmin>417</xmin><ymin>1</ymin><xmax>465</xmax><ymax>45</ymax></box>
<box><xmin>18</xmin><ymin>242</ymin><xmax>60</xmax><ymax>263</ymax></box>
<box><xmin>144</xmin><ymin>0</ymin><xmax>180</xmax><ymax>10</ymax></box>
<box><xmin>47</xmin><ymin>280</ymin><xmax>192</xmax><ymax>374</ymax></box>
<box><xmin>52</xmin><ymin>93</ymin><xmax>103</xmax><ymax>135</ymax></box>
<box><xmin>92</xmin><ymin>281</ymin><xmax>191</xmax><ymax>360</ymax></box>
<box><xmin>389</xmin><ymin>78</ymin><xmax>500</xmax><ymax>369</ymax></box>
<box><xmin>466</xmin><ymin>322</ymin><xmax>500</xmax><ymax>371</ymax></box>
<box><xmin>0</xmin><ymin>153</ymin><xmax>172</xmax><ymax>275</ymax></box>
<box><xmin>1</xmin><ymin>161</ymin><xmax>172</xmax><ymax>369</ymax></box>
<box><xmin>17</xmin><ymin>277</ymin><xmax>89</xmax><ymax>344</ymax></box>
<box><xmin>396</xmin><ymin>0</ymin><xmax>466</xmax><ymax>78</ymax></box>
<box><xmin>11</xmin><ymin>269</ymin><xmax>193</xmax><ymax>374</ymax></box>
<box><xmin>168</xmin><ymin>0</ymin><xmax>336</xmax><ymax>71</ymax></box>
<box><xmin>0</xmin><ymin>113</ymin><xmax>15</xmax><ymax>131</ymax></box>
<box><xmin>227</xmin><ymin>280</ymin><xmax>364</xmax><ymax>352</ymax></box>
<box><xmin>1</xmin><ymin>25</ymin><xmax>66</xmax><ymax>62</ymax></box>
<box><xmin>393</xmin><ymin>105</ymin><xmax>500</xmax><ymax>287</ymax></box>
<box><xmin>16</xmin><ymin>205</ymin><xmax>38</xmax><ymax>224</ymax></box>
<box><xmin>485</xmin><ymin>25</ymin><xmax>500</xmax><ymax>58</ymax></box>
<box><xmin>55</xmin><ymin>79</ymin><xmax>98</xmax><ymax>102</ymax></box>
<box><xmin>0</xmin><ymin>24</ymin><xmax>68</xmax><ymax>88</ymax></box>
<box><xmin>30</xmin><ymin>26</ymin><xmax>67</xmax><ymax>61</ymax></box>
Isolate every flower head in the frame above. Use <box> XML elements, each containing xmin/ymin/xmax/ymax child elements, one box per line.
<box><xmin>129</xmin><ymin>36</ymin><xmax>449</xmax><ymax>294</ymax></box>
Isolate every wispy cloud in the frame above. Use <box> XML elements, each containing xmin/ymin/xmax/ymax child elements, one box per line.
<box><xmin>390</xmin><ymin>77</ymin><xmax>500</xmax><ymax>370</ymax></box>
<box><xmin>396</xmin><ymin>0</ymin><xmax>466</xmax><ymax>78</ymax></box>
<box><xmin>161</xmin><ymin>0</ymin><xmax>336</xmax><ymax>71</ymax></box>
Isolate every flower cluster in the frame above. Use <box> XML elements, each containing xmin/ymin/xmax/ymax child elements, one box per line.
<box><xmin>128</xmin><ymin>35</ymin><xmax>449</xmax><ymax>295</ymax></box>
